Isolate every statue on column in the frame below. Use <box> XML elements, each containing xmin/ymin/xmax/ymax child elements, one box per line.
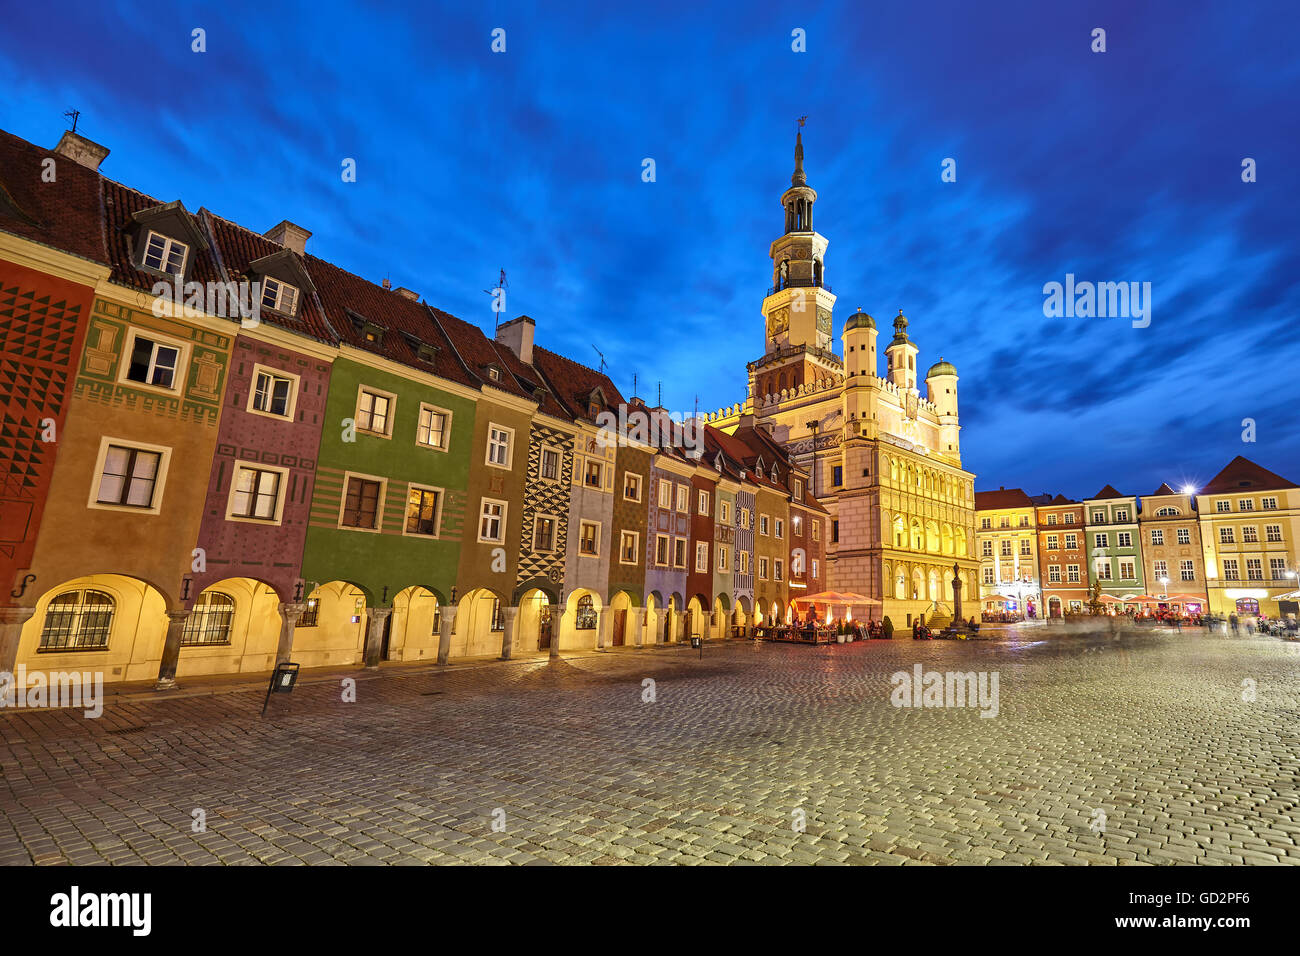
<box><xmin>951</xmin><ymin>562</ymin><xmax>964</xmax><ymax>630</ymax></box>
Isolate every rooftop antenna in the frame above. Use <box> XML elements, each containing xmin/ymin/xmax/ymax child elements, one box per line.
<box><xmin>591</xmin><ymin>345</ymin><xmax>607</xmax><ymax>375</ymax></box>
<box><xmin>657</xmin><ymin>381</ymin><xmax>662</xmax><ymax>408</ymax></box>
<box><xmin>483</xmin><ymin>268</ymin><xmax>507</xmax><ymax>333</ymax></box>
<box><xmin>632</xmin><ymin>372</ymin><xmax>638</xmax><ymax>399</ymax></box>
<box><xmin>63</xmin><ymin>109</ymin><xmax>81</xmax><ymax>133</ymax></box>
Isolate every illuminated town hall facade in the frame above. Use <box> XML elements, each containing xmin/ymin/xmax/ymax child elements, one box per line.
<box><xmin>711</xmin><ymin>132</ymin><xmax>979</xmax><ymax>626</ymax></box>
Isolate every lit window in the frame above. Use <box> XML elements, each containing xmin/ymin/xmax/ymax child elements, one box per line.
<box><xmin>541</xmin><ymin>447</ymin><xmax>560</xmax><ymax>480</ymax></box>
<box><xmin>624</xmin><ymin>473</ymin><xmax>642</xmax><ymax>501</ymax></box>
<box><xmin>97</xmin><ymin>444</ymin><xmax>162</xmax><ymax>508</ymax></box>
<box><xmin>579</xmin><ymin>520</ymin><xmax>599</xmax><ymax>556</ymax></box>
<box><xmin>533</xmin><ymin>515</ymin><xmax>556</xmax><ymax>552</ymax></box>
<box><xmin>479</xmin><ymin>499</ymin><xmax>506</xmax><ymax>542</ymax></box>
<box><xmin>417</xmin><ymin>405</ymin><xmax>448</xmax><ymax>449</ymax></box>
<box><xmin>230</xmin><ymin>465</ymin><xmax>283</xmax><ymax>521</ymax></box>
<box><xmin>575</xmin><ymin>595</ymin><xmax>597</xmax><ymax>629</ymax></box>
<box><xmin>404</xmin><ymin>487</ymin><xmax>441</xmax><ymax>536</ymax></box>
<box><xmin>620</xmin><ymin>531</ymin><xmax>639</xmax><ymax>564</ymax></box>
<box><xmin>356</xmin><ymin>389</ymin><xmax>393</xmax><ymax>435</ymax></box>
<box><xmin>181</xmin><ymin>592</ymin><xmax>235</xmax><ymax>645</ymax></box>
<box><xmin>39</xmin><ymin>590</ymin><xmax>114</xmax><ymax>651</ymax></box>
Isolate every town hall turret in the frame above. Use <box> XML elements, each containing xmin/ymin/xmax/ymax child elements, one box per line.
<box><xmin>711</xmin><ymin>125</ymin><xmax>977</xmax><ymax>629</ymax></box>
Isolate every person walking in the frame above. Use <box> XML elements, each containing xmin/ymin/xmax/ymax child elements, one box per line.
<box><xmin>1229</xmin><ymin>612</ymin><xmax>1239</xmax><ymax>636</ymax></box>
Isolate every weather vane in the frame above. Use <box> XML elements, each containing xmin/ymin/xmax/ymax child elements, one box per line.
<box><xmin>798</xmin><ymin>115</ymin><xmax>807</xmax><ymax>129</ymax></box>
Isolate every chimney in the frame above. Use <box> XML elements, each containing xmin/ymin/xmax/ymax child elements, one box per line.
<box><xmin>381</xmin><ymin>278</ymin><xmax>391</xmax><ymax>290</ymax></box>
<box><xmin>394</xmin><ymin>287</ymin><xmax>419</xmax><ymax>301</ymax></box>
<box><xmin>263</xmin><ymin>220</ymin><xmax>311</xmax><ymax>255</ymax></box>
<box><xmin>54</xmin><ymin>130</ymin><xmax>110</xmax><ymax>171</ymax></box>
<box><xmin>495</xmin><ymin>315</ymin><xmax>535</xmax><ymax>365</ymax></box>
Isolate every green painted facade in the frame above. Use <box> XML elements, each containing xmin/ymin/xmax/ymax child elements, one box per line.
<box><xmin>1084</xmin><ymin>495</ymin><xmax>1145</xmax><ymax>598</ymax></box>
<box><xmin>301</xmin><ymin>354</ymin><xmax>477</xmax><ymax>604</ymax></box>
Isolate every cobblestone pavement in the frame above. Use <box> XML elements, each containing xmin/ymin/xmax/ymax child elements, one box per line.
<box><xmin>2</xmin><ymin>627</ymin><xmax>1298</xmax><ymax>865</ymax></box>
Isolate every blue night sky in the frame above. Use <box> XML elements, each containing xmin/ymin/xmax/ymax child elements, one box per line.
<box><xmin>3</xmin><ymin>0</ymin><xmax>1297</xmax><ymax>499</ymax></box>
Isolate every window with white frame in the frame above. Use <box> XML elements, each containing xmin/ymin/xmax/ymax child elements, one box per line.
<box><xmin>623</xmin><ymin>472</ymin><xmax>642</xmax><ymax>501</ymax></box>
<box><xmin>1115</xmin><ymin>509</ymin><xmax>1129</xmax><ymax>522</ymax></box>
<box><xmin>811</xmin><ymin>558</ymin><xmax>818</xmax><ymax>579</ymax></box>
<box><xmin>1216</xmin><ymin>500</ymin><xmax>1231</xmax><ymax>513</ymax></box>
<box><xmin>675</xmin><ymin>484</ymin><xmax>688</xmax><ymax>513</ymax></box>
<box><xmin>123</xmin><ymin>331</ymin><xmax>183</xmax><ymax>390</ymax></box>
<box><xmin>94</xmin><ymin>441</ymin><xmax>167</xmax><ymax>511</ymax></box>
<box><xmin>1176</xmin><ymin>528</ymin><xmax>1190</xmax><ymax>545</ymax></box>
<box><xmin>673</xmin><ymin>537</ymin><xmax>687</xmax><ymax>569</ymax></box>
<box><xmin>759</xmin><ymin>557</ymin><xmax>769</xmax><ymax>580</ymax></box>
<box><xmin>227</xmin><ymin>464</ymin><xmax>287</xmax><ymax>522</ymax></box>
<box><xmin>1119</xmin><ymin>560</ymin><xmax>1135</xmax><ymax>579</ymax></box>
<box><xmin>1092</xmin><ymin>511</ymin><xmax>1105</xmax><ymax>523</ymax></box>
<box><xmin>655</xmin><ymin>534</ymin><xmax>669</xmax><ymax>566</ymax></box>
<box><xmin>760</xmin><ymin>514</ymin><xmax>770</xmax><ymax>536</ymax></box>
<box><xmin>1266</xmin><ymin>524</ymin><xmax>1282</xmax><ymax>542</ymax></box>
<box><xmin>1047</xmin><ymin>514</ymin><xmax>1058</xmax><ymax>525</ymax></box>
<box><xmin>1246</xmin><ymin>558</ymin><xmax>1263</xmax><ymax>580</ymax></box>
<box><xmin>697</xmin><ymin>490</ymin><xmax>710</xmax><ymax>515</ymax></box>
<box><xmin>774</xmin><ymin>559</ymin><xmax>784</xmax><ymax>582</ymax></box>
<box><xmin>980</xmin><ymin>517</ymin><xmax>991</xmax><ymax>529</ymax></box>
<box><xmin>142</xmin><ymin>230</ymin><xmax>188</xmax><ymax>275</ymax></box>
<box><xmin>249</xmin><ymin>367</ymin><xmax>297</xmax><ymax>419</ymax></box>
<box><xmin>982</xmin><ymin>541</ymin><xmax>993</xmax><ymax>557</ymax></box>
<box><xmin>695</xmin><ymin>542</ymin><xmax>709</xmax><ymax>572</ymax></box>
<box><xmin>1262</xmin><ymin>497</ymin><xmax>1278</xmax><ymax>510</ymax></box>
<box><xmin>658</xmin><ymin>479</ymin><xmax>672</xmax><ymax>508</ymax></box>
<box><xmin>1269</xmin><ymin>557</ymin><xmax>1287</xmax><ymax>580</ymax></box>
<box><xmin>719</xmin><ymin>500</ymin><xmax>729</xmax><ymax>524</ymax></box>
<box><xmin>1242</xmin><ymin>526</ymin><xmax>1258</xmax><ymax>543</ymax></box>
<box><xmin>1067</xmin><ymin>565</ymin><xmax>1080</xmax><ymax>583</ymax></box>
<box><xmin>620</xmin><ymin>530</ymin><xmax>639</xmax><ymax>564</ymax></box>
<box><xmin>1020</xmin><ymin>539</ymin><xmax>1031</xmax><ymax>556</ymax></box>
<box><xmin>486</xmin><ymin>424</ymin><xmax>513</xmax><ymax>468</ymax></box>
<box><xmin>260</xmin><ymin>275</ymin><xmax>300</xmax><ymax>314</ymax></box>
<box><xmin>584</xmin><ymin>458</ymin><xmax>604</xmax><ymax>489</ymax></box>
<box><xmin>812</xmin><ymin>520</ymin><xmax>819</xmax><ymax>541</ymax></box>
<box><xmin>1064</xmin><ymin>513</ymin><xmax>1075</xmax><ymax>524</ymax></box>
<box><xmin>1096</xmin><ymin>559</ymin><xmax>1112</xmax><ymax>580</ymax></box>
<box><xmin>1065</xmin><ymin>533</ymin><xmax>1078</xmax><ymax>549</ymax></box>
<box><xmin>1046</xmin><ymin>534</ymin><xmax>1059</xmax><ymax>550</ymax></box>
<box><xmin>356</xmin><ymin>387</ymin><xmax>394</xmax><ymax>436</ymax></box>
<box><xmin>1117</xmin><ymin>532</ymin><xmax>1132</xmax><ymax>548</ymax></box>
<box><xmin>416</xmin><ymin>404</ymin><xmax>450</xmax><ymax>450</ymax></box>
<box><xmin>579</xmin><ymin>520</ymin><xmax>599</xmax><ymax>556</ymax></box>
<box><xmin>478</xmin><ymin>498</ymin><xmax>507</xmax><ymax>543</ymax></box>
<box><xmin>1219</xmin><ymin>527</ymin><xmax>1234</xmax><ymax>544</ymax></box>
<box><xmin>1153</xmin><ymin>560</ymin><xmax>1168</xmax><ymax>580</ymax></box>
<box><xmin>1181</xmin><ymin>560</ymin><xmax>1195</xmax><ymax>581</ymax></box>
<box><xmin>1000</xmin><ymin>541</ymin><xmax>1012</xmax><ymax>557</ymax></box>
<box><xmin>1239</xmin><ymin>498</ymin><xmax>1254</xmax><ymax>512</ymax></box>
<box><xmin>540</xmin><ymin>446</ymin><xmax>560</xmax><ymax>481</ymax></box>
<box><xmin>982</xmin><ymin>567</ymin><xmax>994</xmax><ymax>585</ymax></box>
<box><xmin>1221</xmin><ymin>558</ymin><xmax>1239</xmax><ymax>579</ymax></box>
<box><xmin>775</xmin><ymin>518</ymin><xmax>784</xmax><ymax>539</ymax></box>
<box><xmin>740</xmin><ymin>550</ymin><xmax>749</xmax><ymax>574</ymax></box>
<box><xmin>1095</xmin><ymin>533</ymin><xmax>1109</xmax><ymax>548</ymax></box>
<box><xmin>1048</xmin><ymin>565</ymin><xmax>1061</xmax><ymax>583</ymax></box>
<box><xmin>1150</xmin><ymin>529</ymin><xmax>1164</xmax><ymax>545</ymax></box>
<box><xmin>792</xmin><ymin>514</ymin><xmax>802</xmax><ymax>536</ymax></box>
<box><xmin>717</xmin><ymin>545</ymin><xmax>728</xmax><ymax>572</ymax></box>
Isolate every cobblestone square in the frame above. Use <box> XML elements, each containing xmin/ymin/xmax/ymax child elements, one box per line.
<box><xmin>2</xmin><ymin>627</ymin><xmax>1297</xmax><ymax>865</ymax></box>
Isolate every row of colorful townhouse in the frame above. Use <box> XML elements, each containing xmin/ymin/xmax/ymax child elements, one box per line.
<box><xmin>0</xmin><ymin>127</ymin><xmax>826</xmax><ymax>687</ymax></box>
<box><xmin>974</xmin><ymin>457</ymin><xmax>1300</xmax><ymax>619</ymax></box>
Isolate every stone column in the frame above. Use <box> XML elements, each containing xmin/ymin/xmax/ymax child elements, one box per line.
<box><xmin>499</xmin><ymin>606</ymin><xmax>519</xmax><ymax>660</ymax></box>
<box><xmin>951</xmin><ymin>562</ymin><xmax>964</xmax><ymax>627</ymax></box>
<box><xmin>0</xmin><ymin>607</ymin><xmax>36</xmax><ymax>674</ymax></box>
<box><xmin>549</xmin><ymin>608</ymin><xmax>564</xmax><ymax>660</ymax></box>
<box><xmin>363</xmin><ymin>607</ymin><xmax>391</xmax><ymax>669</ymax></box>
<box><xmin>275</xmin><ymin>602</ymin><xmax>306</xmax><ymax>667</ymax></box>
<box><xmin>594</xmin><ymin>608</ymin><xmax>607</xmax><ymax>650</ymax></box>
<box><xmin>155</xmin><ymin>610</ymin><xmax>191</xmax><ymax>690</ymax></box>
<box><xmin>436</xmin><ymin>606</ymin><xmax>457</xmax><ymax>665</ymax></box>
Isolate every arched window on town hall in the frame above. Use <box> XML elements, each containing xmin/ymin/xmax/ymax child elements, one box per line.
<box><xmin>39</xmin><ymin>589</ymin><xmax>114</xmax><ymax>652</ymax></box>
<box><xmin>181</xmin><ymin>591</ymin><xmax>236</xmax><ymax>645</ymax></box>
<box><xmin>575</xmin><ymin>595</ymin><xmax>597</xmax><ymax>630</ymax></box>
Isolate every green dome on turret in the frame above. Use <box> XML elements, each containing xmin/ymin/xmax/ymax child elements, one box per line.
<box><xmin>926</xmin><ymin>357</ymin><xmax>957</xmax><ymax>378</ymax></box>
<box><xmin>844</xmin><ymin>309</ymin><xmax>875</xmax><ymax>332</ymax></box>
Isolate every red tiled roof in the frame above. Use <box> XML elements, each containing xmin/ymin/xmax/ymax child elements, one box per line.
<box><xmin>1201</xmin><ymin>456</ymin><xmax>1297</xmax><ymax>495</ymax></box>
<box><xmin>974</xmin><ymin>488</ymin><xmax>1033</xmax><ymax>511</ymax></box>
<box><xmin>304</xmin><ymin>256</ymin><xmax>475</xmax><ymax>388</ymax></box>
<box><xmin>200</xmin><ymin>210</ymin><xmax>336</xmax><ymax>344</ymax></box>
<box><xmin>427</xmin><ymin>306</ymin><xmax>533</xmax><ymax>399</ymax></box>
<box><xmin>0</xmin><ymin>129</ymin><xmax>107</xmax><ymax>265</ymax></box>
<box><xmin>1089</xmin><ymin>484</ymin><xmax>1125</xmax><ymax>500</ymax></box>
<box><xmin>485</xmin><ymin>339</ymin><xmax>570</xmax><ymax>420</ymax></box>
<box><xmin>100</xmin><ymin>180</ymin><xmax>223</xmax><ymax>292</ymax></box>
<box><xmin>1150</xmin><ymin>482</ymin><xmax>1177</xmax><ymax>496</ymax></box>
<box><xmin>532</xmin><ymin>345</ymin><xmax>626</xmax><ymax>421</ymax></box>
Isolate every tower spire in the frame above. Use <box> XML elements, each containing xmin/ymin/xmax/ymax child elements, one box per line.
<box><xmin>792</xmin><ymin>116</ymin><xmax>808</xmax><ymax>186</ymax></box>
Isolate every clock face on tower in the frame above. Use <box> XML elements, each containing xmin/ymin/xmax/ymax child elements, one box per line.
<box><xmin>767</xmin><ymin>307</ymin><xmax>789</xmax><ymax>338</ymax></box>
<box><xmin>816</xmin><ymin>307</ymin><xmax>831</xmax><ymax>336</ymax></box>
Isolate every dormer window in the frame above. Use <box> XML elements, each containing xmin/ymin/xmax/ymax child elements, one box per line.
<box><xmin>260</xmin><ymin>276</ymin><xmax>299</xmax><ymax>315</ymax></box>
<box><xmin>487</xmin><ymin>366</ymin><xmax>501</xmax><ymax>382</ymax></box>
<box><xmin>417</xmin><ymin>343</ymin><xmax>438</xmax><ymax>363</ymax></box>
<box><xmin>143</xmin><ymin>230</ymin><xmax>188</xmax><ymax>276</ymax></box>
